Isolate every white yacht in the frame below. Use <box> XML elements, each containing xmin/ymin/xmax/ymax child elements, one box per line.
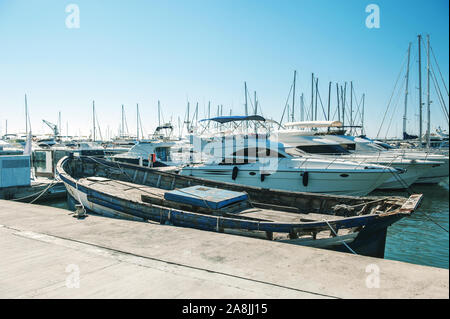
<box><xmin>180</xmin><ymin>134</ymin><xmax>397</xmax><ymax>196</ymax></box>
<box><xmin>109</xmin><ymin>140</ymin><xmax>177</xmax><ymax>167</ymax></box>
<box><xmin>325</xmin><ymin>135</ymin><xmax>449</xmax><ymax>184</ymax></box>
<box><xmin>274</xmin><ymin>121</ymin><xmax>449</xmax><ymax>185</ymax></box>
<box><xmin>279</xmin><ymin>135</ymin><xmax>439</xmax><ymax>190</ymax></box>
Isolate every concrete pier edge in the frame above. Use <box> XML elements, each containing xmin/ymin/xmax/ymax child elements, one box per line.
<box><xmin>0</xmin><ymin>200</ymin><xmax>448</xmax><ymax>299</ymax></box>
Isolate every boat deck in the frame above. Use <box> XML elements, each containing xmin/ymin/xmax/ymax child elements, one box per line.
<box><xmin>78</xmin><ymin>177</ymin><xmax>343</xmax><ymax>225</ymax></box>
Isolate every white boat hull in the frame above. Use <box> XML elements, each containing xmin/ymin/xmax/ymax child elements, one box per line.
<box><xmin>180</xmin><ymin>167</ymin><xmax>392</xmax><ymax>196</ymax></box>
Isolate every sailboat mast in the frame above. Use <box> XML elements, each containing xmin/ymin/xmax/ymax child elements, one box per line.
<box><xmin>158</xmin><ymin>100</ymin><xmax>161</xmax><ymax>127</ymax></box>
<box><xmin>403</xmin><ymin>42</ymin><xmax>412</xmax><ymax>139</ymax></box>
<box><xmin>362</xmin><ymin>94</ymin><xmax>365</xmax><ymax>135</ymax></box>
<box><xmin>136</xmin><ymin>103</ymin><xmax>139</xmax><ymax>141</ymax></box>
<box><xmin>91</xmin><ymin>103</ymin><xmax>95</xmax><ymax>141</ymax></box>
<box><xmin>25</xmin><ymin>94</ymin><xmax>28</xmax><ymax>135</ymax></box>
<box><xmin>244</xmin><ymin>82</ymin><xmax>248</xmax><ymax>132</ymax></box>
<box><xmin>121</xmin><ymin>105</ymin><xmax>125</xmax><ymax>138</ymax></box>
<box><xmin>310</xmin><ymin>73</ymin><xmax>314</xmax><ymax>121</ymax></box>
<box><xmin>418</xmin><ymin>35</ymin><xmax>423</xmax><ymax>145</ymax></box>
<box><xmin>426</xmin><ymin>34</ymin><xmax>431</xmax><ymax>148</ymax></box>
<box><xmin>350</xmin><ymin>81</ymin><xmax>353</xmax><ymax>134</ymax></box>
<box><xmin>292</xmin><ymin>70</ymin><xmax>296</xmax><ymax>122</ymax></box>
<box><xmin>336</xmin><ymin>83</ymin><xmax>340</xmax><ymax>122</ymax></box>
<box><xmin>300</xmin><ymin>93</ymin><xmax>304</xmax><ymax>121</ymax></box>
<box><xmin>327</xmin><ymin>82</ymin><xmax>331</xmax><ymax>121</ymax></box>
<box><xmin>314</xmin><ymin>78</ymin><xmax>318</xmax><ymax>121</ymax></box>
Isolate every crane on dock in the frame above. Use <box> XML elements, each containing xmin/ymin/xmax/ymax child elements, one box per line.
<box><xmin>42</xmin><ymin>119</ymin><xmax>59</xmax><ymax>137</ymax></box>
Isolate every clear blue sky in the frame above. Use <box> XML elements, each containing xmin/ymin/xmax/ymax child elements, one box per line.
<box><xmin>0</xmin><ymin>0</ymin><xmax>448</xmax><ymax>138</ymax></box>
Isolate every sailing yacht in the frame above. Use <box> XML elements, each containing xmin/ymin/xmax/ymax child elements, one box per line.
<box><xmin>180</xmin><ymin>134</ymin><xmax>397</xmax><ymax>196</ymax></box>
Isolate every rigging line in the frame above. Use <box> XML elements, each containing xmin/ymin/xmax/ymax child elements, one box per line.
<box><xmin>353</xmin><ymin>95</ymin><xmax>364</xmax><ymax>127</ymax></box>
<box><xmin>352</xmin><ymin>88</ymin><xmax>364</xmax><ymax>125</ymax></box>
<box><xmin>422</xmin><ymin>212</ymin><xmax>449</xmax><ymax>233</ymax></box>
<box><xmin>278</xmin><ymin>81</ymin><xmax>294</xmax><ymax>128</ymax></box>
<box><xmin>430</xmin><ymin>45</ymin><xmax>449</xmax><ymax>96</ymax></box>
<box><xmin>430</xmin><ymin>64</ymin><xmax>449</xmax><ymax>119</ymax></box>
<box><xmin>316</xmin><ymin>89</ymin><xmax>327</xmax><ymax>120</ymax></box>
<box><xmin>431</xmin><ymin>68</ymin><xmax>450</xmax><ymax>124</ymax></box>
<box><xmin>384</xmin><ymin>78</ymin><xmax>407</xmax><ymax>139</ymax></box>
<box><xmin>376</xmin><ymin>51</ymin><xmax>409</xmax><ymax>138</ymax></box>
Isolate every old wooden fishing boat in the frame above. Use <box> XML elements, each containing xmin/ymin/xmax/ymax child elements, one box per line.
<box><xmin>56</xmin><ymin>155</ymin><xmax>423</xmax><ymax>258</ymax></box>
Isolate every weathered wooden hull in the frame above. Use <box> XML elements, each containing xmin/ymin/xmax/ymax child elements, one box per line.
<box><xmin>57</xmin><ymin>156</ymin><xmax>423</xmax><ymax>258</ymax></box>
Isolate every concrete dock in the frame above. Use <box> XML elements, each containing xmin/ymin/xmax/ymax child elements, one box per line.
<box><xmin>0</xmin><ymin>200</ymin><xmax>448</xmax><ymax>299</ymax></box>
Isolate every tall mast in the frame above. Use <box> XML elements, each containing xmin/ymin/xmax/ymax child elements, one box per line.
<box><xmin>93</xmin><ymin>101</ymin><xmax>96</xmax><ymax>141</ymax></box>
<box><xmin>350</xmin><ymin>81</ymin><xmax>353</xmax><ymax>134</ymax></box>
<box><xmin>310</xmin><ymin>73</ymin><xmax>314</xmax><ymax>120</ymax></box>
<box><xmin>426</xmin><ymin>34</ymin><xmax>431</xmax><ymax>148</ymax></box>
<box><xmin>314</xmin><ymin>78</ymin><xmax>318</xmax><ymax>121</ymax></box>
<box><xmin>25</xmin><ymin>94</ymin><xmax>28</xmax><ymax>135</ymax></box>
<box><xmin>300</xmin><ymin>93</ymin><xmax>304</xmax><ymax>121</ymax></box>
<box><xmin>403</xmin><ymin>42</ymin><xmax>412</xmax><ymax>139</ymax></box>
<box><xmin>336</xmin><ymin>83</ymin><xmax>340</xmax><ymax>122</ymax></box>
<box><xmin>136</xmin><ymin>103</ymin><xmax>139</xmax><ymax>141</ymax></box>
<box><xmin>121</xmin><ymin>104</ymin><xmax>125</xmax><ymax>137</ymax></box>
<box><xmin>244</xmin><ymin>82</ymin><xmax>248</xmax><ymax>131</ymax></box>
<box><xmin>207</xmin><ymin>101</ymin><xmax>211</xmax><ymax>129</ymax></box>
<box><xmin>418</xmin><ymin>34</ymin><xmax>423</xmax><ymax>145</ymax></box>
<box><xmin>327</xmin><ymin>82</ymin><xmax>331</xmax><ymax>121</ymax></box>
<box><xmin>342</xmin><ymin>83</ymin><xmax>347</xmax><ymax>127</ymax></box>
<box><xmin>362</xmin><ymin>94</ymin><xmax>365</xmax><ymax>135</ymax></box>
<box><xmin>292</xmin><ymin>70</ymin><xmax>296</xmax><ymax>122</ymax></box>
<box><xmin>186</xmin><ymin>102</ymin><xmax>190</xmax><ymax>132</ymax></box>
<box><xmin>254</xmin><ymin>91</ymin><xmax>258</xmax><ymax>115</ymax></box>
<box><xmin>58</xmin><ymin>111</ymin><xmax>61</xmax><ymax>137</ymax></box>
<box><xmin>158</xmin><ymin>100</ymin><xmax>161</xmax><ymax>127</ymax></box>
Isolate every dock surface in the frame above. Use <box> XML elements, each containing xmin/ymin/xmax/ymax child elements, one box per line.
<box><xmin>0</xmin><ymin>200</ymin><xmax>448</xmax><ymax>299</ymax></box>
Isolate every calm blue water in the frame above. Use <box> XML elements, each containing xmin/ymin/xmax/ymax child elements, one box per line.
<box><xmin>383</xmin><ymin>179</ymin><xmax>449</xmax><ymax>269</ymax></box>
<box><xmin>39</xmin><ymin>179</ymin><xmax>449</xmax><ymax>269</ymax></box>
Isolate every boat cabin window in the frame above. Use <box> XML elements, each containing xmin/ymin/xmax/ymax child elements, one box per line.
<box><xmin>340</xmin><ymin>143</ymin><xmax>356</xmax><ymax>151</ymax></box>
<box><xmin>295</xmin><ymin>144</ymin><xmax>350</xmax><ymax>155</ymax></box>
<box><xmin>232</xmin><ymin>147</ymin><xmax>285</xmax><ymax>158</ymax></box>
<box><xmin>155</xmin><ymin>147</ymin><xmax>171</xmax><ymax>162</ymax></box>
<box><xmin>220</xmin><ymin>147</ymin><xmax>285</xmax><ymax>165</ymax></box>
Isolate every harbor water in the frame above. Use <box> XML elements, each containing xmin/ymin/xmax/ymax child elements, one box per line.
<box><xmin>39</xmin><ymin>179</ymin><xmax>449</xmax><ymax>270</ymax></box>
<box><xmin>383</xmin><ymin>179</ymin><xmax>449</xmax><ymax>269</ymax></box>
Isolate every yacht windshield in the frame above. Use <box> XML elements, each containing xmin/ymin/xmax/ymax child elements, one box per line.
<box><xmin>287</xmin><ymin>144</ymin><xmax>350</xmax><ymax>155</ymax></box>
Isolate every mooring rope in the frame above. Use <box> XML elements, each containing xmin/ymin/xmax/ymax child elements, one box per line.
<box><xmin>323</xmin><ymin>219</ymin><xmax>358</xmax><ymax>255</ymax></box>
<box><xmin>11</xmin><ymin>179</ymin><xmax>59</xmax><ymax>203</ymax></box>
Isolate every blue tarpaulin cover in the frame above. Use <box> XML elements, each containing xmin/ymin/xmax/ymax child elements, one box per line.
<box><xmin>164</xmin><ymin>185</ymin><xmax>248</xmax><ymax>209</ymax></box>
